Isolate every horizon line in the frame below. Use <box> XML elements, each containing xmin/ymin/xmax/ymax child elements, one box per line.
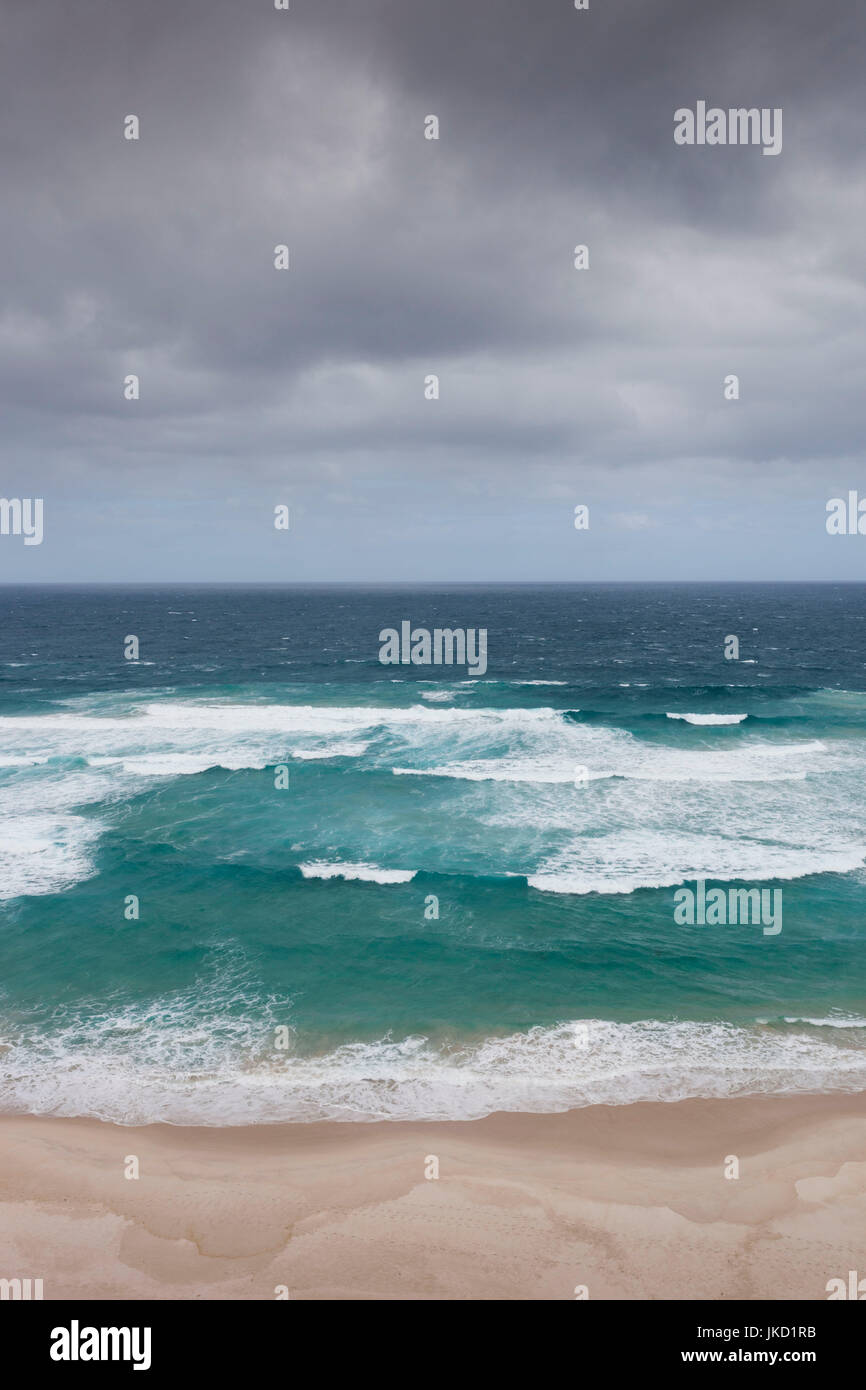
<box><xmin>2</xmin><ymin>578</ymin><xmax>866</xmax><ymax>589</ymax></box>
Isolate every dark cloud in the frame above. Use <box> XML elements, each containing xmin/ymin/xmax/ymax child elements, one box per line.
<box><xmin>0</xmin><ymin>0</ymin><xmax>864</xmax><ymax>579</ymax></box>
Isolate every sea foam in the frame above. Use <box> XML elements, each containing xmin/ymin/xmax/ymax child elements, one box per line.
<box><xmin>2</xmin><ymin>1013</ymin><xmax>866</xmax><ymax>1125</ymax></box>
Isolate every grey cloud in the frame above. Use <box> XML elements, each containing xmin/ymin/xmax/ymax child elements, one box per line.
<box><xmin>0</xmin><ymin>0</ymin><xmax>864</xmax><ymax>578</ymax></box>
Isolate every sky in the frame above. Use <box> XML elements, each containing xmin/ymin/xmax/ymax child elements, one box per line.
<box><xmin>1</xmin><ymin>0</ymin><xmax>865</xmax><ymax>582</ymax></box>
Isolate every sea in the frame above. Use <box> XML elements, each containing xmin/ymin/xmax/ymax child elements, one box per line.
<box><xmin>1</xmin><ymin>582</ymin><xmax>865</xmax><ymax>1125</ymax></box>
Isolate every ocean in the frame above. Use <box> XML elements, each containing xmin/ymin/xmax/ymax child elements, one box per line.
<box><xmin>1</xmin><ymin>582</ymin><xmax>866</xmax><ymax>1125</ymax></box>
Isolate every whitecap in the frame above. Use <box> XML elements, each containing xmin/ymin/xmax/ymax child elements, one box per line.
<box><xmin>298</xmin><ymin>861</ymin><xmax>417</xmax><ymax>884</ymax></box>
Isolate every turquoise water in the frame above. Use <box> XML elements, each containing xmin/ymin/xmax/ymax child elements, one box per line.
<box><xmin>1</xmin><ymin>583</ymin><xmax>866</xmax><ymax>1122</ymax></box>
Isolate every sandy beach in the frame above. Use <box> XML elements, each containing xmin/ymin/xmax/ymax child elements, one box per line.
<box><xmin>1</xmin><ymin>1093</ymin><xmax>865</xmax><ymax>1300</ymax></box>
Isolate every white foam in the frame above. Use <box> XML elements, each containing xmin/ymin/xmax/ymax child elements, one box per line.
<box><xmin>780</xmin><ymin>1014</ymin><xmax>866</xmax><ymax>1029</ymax></box>
<box><xmin>291</xmin><ymin>742</ymin><xmax>369</xmax><ymax>760</ymax></box>
<box><xmin>395</xmin><ymin>758</ymin><xmax>614</xmax><ymax>784</ymax></box>
<box><xmin>129</xmin><ymin>701</ymin><xmax>559</xmax><ymax>734</ymax></box>
<box><xmin>120</xmin><ymin>752</ymin><xmax>271</xmax><ymax>776</ymax></box>
<box><xmin>298</xmin><ymin>861</ymin><xmax>417</xmax><ymax>883</ymax></box>
<box><xmin>0</xmin><ymin>813</ymin><xmax>102</xmax><ymax>900</ymax></box>
<box><xmin>0</xmin><ymin>700</ymin><xmax>564</xmax><ymax>750</ymax></box>
<box><xmin>2</xmin><ymin>696</ymin><xmax>865</xmax><ymax>901</ymax></box>
<box><xmin>0</xmin><ymin>770</ymin><xmax>114</xmax><ymax>814</ymax></box>
<box><xmin>393</xmin><ymin>739</ymin><xmax>815</xmax><ymax>785</ymax></box>
<box><xmin>2</xmin><ymin>1014</ymin><xmax>866</xmax><ymax>1125</ymax></box>
<box><xmin>528</xmin><ymin>833</ymin><xmax>866</xmax><ymax>896</ymax></box>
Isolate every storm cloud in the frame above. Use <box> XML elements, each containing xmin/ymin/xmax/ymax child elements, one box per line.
<box><xmin>1</xmin><ymin>0</ymin><xmax>864</xmax><ymax>579</ymax></box>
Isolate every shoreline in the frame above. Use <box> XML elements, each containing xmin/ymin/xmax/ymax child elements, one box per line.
<box><xmin>1</xmin><ymin>1092</ymin><xmax>865</xmax><ymax>1300</ymax></box>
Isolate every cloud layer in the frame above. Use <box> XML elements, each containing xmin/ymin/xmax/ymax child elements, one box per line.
<box><xmin>1</xmin><ymin>0</ymin><xmax>865</xmax><ymax>579</ymax></box>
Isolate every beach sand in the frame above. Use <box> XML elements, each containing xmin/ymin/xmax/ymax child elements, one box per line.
<box><xmin>1</xmin><ymin>1093</ymin><xmax>865</xmax><ymax>1300</ymax></box>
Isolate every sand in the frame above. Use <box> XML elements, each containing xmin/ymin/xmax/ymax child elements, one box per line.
<box><xmin>1</xmin><ymin>1093</ymin><xmax>865</xmax><ymax>1300</ymax></box>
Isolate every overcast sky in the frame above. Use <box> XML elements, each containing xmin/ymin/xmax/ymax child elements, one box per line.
<box><xmin>1</xmin><ymin>0</ymin><xmax>864</xmax><ymax>581</ymax></box>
